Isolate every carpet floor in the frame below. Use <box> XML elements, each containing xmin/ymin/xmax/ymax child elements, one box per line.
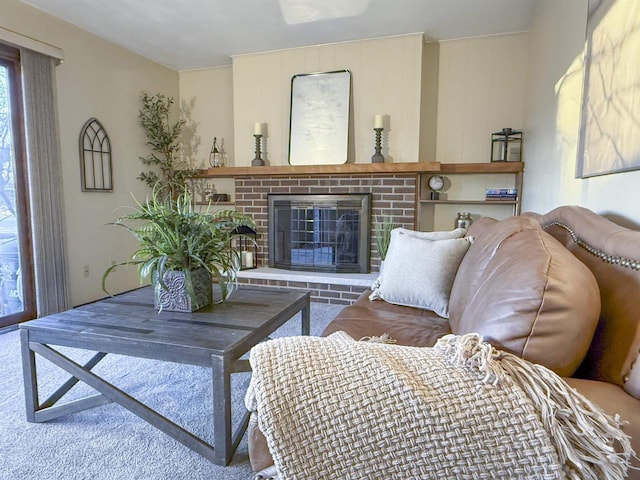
<box><xmin>0</xmin><ymin>301</ymin><xmax>344</xmax><ymax>480</ymax></box>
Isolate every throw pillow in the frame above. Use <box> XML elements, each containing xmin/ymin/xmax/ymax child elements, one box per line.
<box><xmin>370</xmin><ymin>235</ymin><xmax>471</xmax><ymax>318</ymax></box>
<box><xmin>378</xmin><ymin>227</ymin><xmax>467</xmax><ymax>275</ymax></box>
<box><xmin>390</xmin><ymin>227</ymin><xmax>466</xmax><ymax>242</ymax></box>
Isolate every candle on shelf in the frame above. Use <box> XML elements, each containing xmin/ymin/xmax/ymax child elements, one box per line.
<box><xmin>242</xmin><ymin>251</ymin><xmax>254</xmax><ymax>268</ymax></box>
<box><xmin>374</xmin><ymin>114</ymin><xmax>384</xmax><ymax>129</ymax></box>
<box><xmin>254</xmin><ymin>122</ymin><xmax>263</xmax><ymax>136</ymax></box>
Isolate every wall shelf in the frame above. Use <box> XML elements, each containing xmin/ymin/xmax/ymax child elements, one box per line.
<box><xmin>417</xmin><ymin>163</ymin><xmax>524</xmax><ymax>231</ymax></box>
<box><xmin>419</xmin><ymin>199</ymin><xmax>518</xmax><ymax>205</ymax></box>
<box><xmin>198</xmin><ymin>161</ymin><xmax>523</xmax><ymax>178</ymax></box>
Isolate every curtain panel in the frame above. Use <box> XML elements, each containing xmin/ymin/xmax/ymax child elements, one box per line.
<box><xmin>20</xmin><ymin>48</ymin><xmax>70</xmax><ymax>316</ymax></box>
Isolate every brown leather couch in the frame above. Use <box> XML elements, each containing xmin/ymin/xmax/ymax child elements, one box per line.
<box><xmin>249</xmin><ymin>206</ymin><xmax>640</xmax><ymax>478</ymax></box>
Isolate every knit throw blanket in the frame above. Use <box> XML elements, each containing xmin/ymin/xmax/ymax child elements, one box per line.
<box><xmin>245</xmin><ymin>332</ymin><xmax>636</xmax><ymax>480</ymax></box>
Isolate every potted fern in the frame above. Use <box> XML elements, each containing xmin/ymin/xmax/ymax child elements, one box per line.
<box><xmin>374</xmin><ymin>215</ymin><xmax>399</xmax><ymax>272</ymax></box>
<box><xmin>102</xmin><ymin>185</ymin><xmax>256</xmax><ymax>312</ymax></box>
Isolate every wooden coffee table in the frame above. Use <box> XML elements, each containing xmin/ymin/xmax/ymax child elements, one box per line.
<box><xmin>19</xmin><ymin>285</ymin><xmax>310</xmax><ymax>465</ymax></box>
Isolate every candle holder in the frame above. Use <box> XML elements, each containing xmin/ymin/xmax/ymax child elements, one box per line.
<box><xmin>371</xmin><ymin>127</ymin><xmax>384</xmax><ymax>163</ymax></box>
<box><xmin>251</xmin><ymin>134</ymin><xmax>265</xmax><ymax>166</ymax></box>
<box><xmin>232</xmin><ymin>226</ymin><xmax>258</xmax><ymax>270</ymax></box>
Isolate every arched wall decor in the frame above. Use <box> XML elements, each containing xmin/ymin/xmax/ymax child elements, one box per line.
<box><xmin>79</xmin><ymin>118</ymin><xmax>112</xmax><ymax>191</ymax></box>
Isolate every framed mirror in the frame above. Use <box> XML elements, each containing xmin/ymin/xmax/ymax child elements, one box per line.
<box><xmin>288</xmin><ymin>70</ymin><xmax>351</xmax><ymax>166</ymax></box>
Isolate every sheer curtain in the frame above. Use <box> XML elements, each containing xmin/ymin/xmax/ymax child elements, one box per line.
<box><xmin>20</xmin><ymin>48</ymin><xmax>70</xmax><ymax>315</ymax></box>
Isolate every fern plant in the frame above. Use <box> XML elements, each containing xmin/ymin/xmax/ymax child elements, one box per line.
<box><xmin>374</xmin><ymin>215</ymin><xmax>399</xmax><ymax>261</ymax></box>
<box><xmin>102</xmin><ymin>185</ymin><xmax>256</xmax><ymax>304</ymax></box>
<box><xmin>137</xmin><ymin>92</ymin><xmax>198</xmax><ymax>198</ymax></box>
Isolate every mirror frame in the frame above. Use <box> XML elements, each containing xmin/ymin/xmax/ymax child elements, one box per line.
<box><xmin>288</xmin><ymin>70</ymin><xmax>351</xmax><ymax>166</ymax></box>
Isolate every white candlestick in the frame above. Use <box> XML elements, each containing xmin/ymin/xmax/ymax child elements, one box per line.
<box><xmin>374</xmin><ymin>114</ymin><xmax>384</xmax><ymax>129</ymax></box>
<box><xmin>254</xmin><ymin>122</ymin><xmax>263</xmax><ymax>135</ymax></box>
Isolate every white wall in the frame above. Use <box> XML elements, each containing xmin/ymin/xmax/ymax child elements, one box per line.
<box><xmin>231</xmin><ymin>34</ymin><xmax>424</xmax><ymax>166</ymax></box>
<box><xmin>3</xmin><ymin>0</ymin><xmax>179</xmax><ymax>306</ymax></box>
<box><xmin>523</xmin><ymin>0</ymin><xmax>640</xmax><ymax>226</ymax></box>
<box><xmin>435</xmin><ymin>33</ymin><xmax>528</xmax><ymax>164</ymax></box>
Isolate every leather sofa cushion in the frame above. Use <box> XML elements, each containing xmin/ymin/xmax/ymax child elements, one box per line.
<box><xmin>448</xmin><ymin>216</ymin><xmax>601</xmax><ymax>377</ymax></box>
<box><xmin>322</xmin><ymin>291</ymin><xmax>450</xmax><ymax>347</ymax></box>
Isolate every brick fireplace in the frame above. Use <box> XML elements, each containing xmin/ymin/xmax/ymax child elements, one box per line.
<box><xmin>233</xmin><ymin>173</ymin><xmax>417</xmax><ymax>304</ymax></box>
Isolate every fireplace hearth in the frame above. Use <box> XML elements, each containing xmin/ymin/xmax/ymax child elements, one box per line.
<box><xmin>268</xmin><ymin>194</ymin><xmax>371</xmax><ymax>273</ymax></box>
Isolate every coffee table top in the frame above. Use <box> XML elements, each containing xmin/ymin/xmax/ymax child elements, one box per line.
<box><xmin>20</xmin><ymin>286</ymin><xmax>310</xmax><ymax>366</ymax></box>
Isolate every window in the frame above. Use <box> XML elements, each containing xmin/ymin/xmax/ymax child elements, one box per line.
<box><xmin>0</xmin><ymin>44</ymin><xmax>36</xmax><ymax>327</ymax></box>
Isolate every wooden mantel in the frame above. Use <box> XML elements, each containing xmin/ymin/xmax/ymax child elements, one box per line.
<box><xmin>199</xmin><ymin>161</ymin><xmax>524</xmax><ymax>177</ymax></box>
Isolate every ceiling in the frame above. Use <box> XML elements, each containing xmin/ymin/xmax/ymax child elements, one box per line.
<box><xmin>20</xmin><ymin>0</ymin><xmax>539</xmax><ymax>71</ymax></box>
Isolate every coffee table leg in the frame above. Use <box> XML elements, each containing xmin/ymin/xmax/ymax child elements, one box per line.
<box><xmin>211</xmin><ymin>354</ymin><xmax>232</xmax><ymax>465</ymax></box>
<box><xmin>301</xmin><ymin>300</ymin><xmax>310</xmax><ymax>336</ymax></box>
<box><xmin>20</xmin><ymin>329</ymin><xmax>38</xmax><ymax>422</ymax></box>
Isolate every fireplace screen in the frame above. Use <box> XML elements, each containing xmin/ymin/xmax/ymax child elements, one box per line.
<box><xmin>268</xmin><ymin>194</ymin><xmax>371</xmax><ymax>273</ymax></box>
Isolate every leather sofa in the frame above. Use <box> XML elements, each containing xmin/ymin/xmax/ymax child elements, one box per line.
<box><xmin>248</xmin><ymin>206</ymin><xmax>640</xmax><ymax>478</ymax></box>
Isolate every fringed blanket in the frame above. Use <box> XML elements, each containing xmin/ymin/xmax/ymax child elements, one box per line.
<box><xmin>245</xmin><ymin>332</ymin><xmax>634</xmax><ymax>480</ymax></box>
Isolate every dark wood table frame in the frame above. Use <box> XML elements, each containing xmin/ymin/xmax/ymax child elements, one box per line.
<box><xmin>20</xmin><ymin>286</ymin><xmax>310</xmax><ymax>466</ymax></box>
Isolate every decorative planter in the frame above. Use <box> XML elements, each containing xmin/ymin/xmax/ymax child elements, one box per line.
<box><xmin>154</xmin><ymin>268</ymin><xmax>213</xmax><ymax>312</ymax></box>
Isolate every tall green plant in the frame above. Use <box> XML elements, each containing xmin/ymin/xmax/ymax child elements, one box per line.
<box><xmin>102</xmin><ymin>185</ymin><xmax>256</xmax><ymax>303</ymax></box>
<box><xmin>374</xmin><ymin>215</ymin><xmax>399</xmax><ymax>261</ymax></box>
<box><xmin>137</xmin><ymin>92</ymin><xmax>197</xmax><ymax>198</ymax></box>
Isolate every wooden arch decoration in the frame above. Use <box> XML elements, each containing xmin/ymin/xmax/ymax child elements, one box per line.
<box><xmin>79</xmin><ymin>118</ymin><xmax>112</xmax><ymax>191</ymax></box>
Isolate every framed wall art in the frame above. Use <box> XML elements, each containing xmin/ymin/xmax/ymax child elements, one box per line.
<box><xmin>288</xmin><ymin>70</ymin><xmax>351</xmax><ymax>166</ymax></box>
<box><xmin>577</xmin><ymin>0</ymin><xmax>640</xmax><ymax>178</ymax></box>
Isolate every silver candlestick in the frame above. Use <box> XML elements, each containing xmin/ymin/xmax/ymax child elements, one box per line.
<box><xmin>251</xmin><ymin>134</ymin><xmax>265</xmax><ymax>166</ymax></box>
<box><xmin>371</xmin><ymin>127</ymin><xmax>384</xmax><ymax>163</ymax></box>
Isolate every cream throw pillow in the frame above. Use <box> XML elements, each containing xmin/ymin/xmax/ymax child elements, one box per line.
<box><xmin>391</xmin><ymin>227</ymin><xmax>467</xmax><ymax>241</ymax></box>
<box><xmin>370</xmin><ymin>234</ymin><xmax>472</xmax><ymax>318</ymax></box>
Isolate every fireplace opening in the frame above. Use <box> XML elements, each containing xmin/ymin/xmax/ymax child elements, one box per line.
<box><xmin>268</xmin><ymin>194</ymin><xmax>371</xmax><ymax>273</ymax></box>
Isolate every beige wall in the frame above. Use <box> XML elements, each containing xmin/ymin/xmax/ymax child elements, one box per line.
<box><xmin>178</xmin><ymin>66</ymin><xmax>235</xmax><ymax>200</ymax></box>
<box><xmin>231</xmin><ymin>33</ymin><xmax>424</xmax><ymax>166</ymax></box>
<box><xmin>2</xmin><ymin>0</ymin><xmax>179</xmax><ymax>306</ymax></box>
<box><xmin>419</xmin><ymin>40</ymin><xmax>439</xmax><ymax>161</ymax></box>
<box><xmin>435</xmin><ymin>33</ymin><xmax>528</xmax><ymax>164</ymax></box>
<box><xmin>422</xmin><ymin>33</ymin><xmax>526</xmax><ymax>229</ymax></box>
<box><xmin>179</xmin><ymin>66</ymin><xmax>234</xmax><ymax>169</ymax></box>
<box><xmin>523</xmin><ymin>0</ymin><xmax>640</xmax><ymax>227</ymax></box>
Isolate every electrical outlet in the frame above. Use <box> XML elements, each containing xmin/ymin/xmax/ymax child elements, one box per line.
<box><xmin>82</xmin><ymin>265</ymin><xmax>90</xmax><ymax>278</ymax></box>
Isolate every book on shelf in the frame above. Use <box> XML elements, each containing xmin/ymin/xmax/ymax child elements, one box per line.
<box><xmin>485</xmin><ymin>188</ymin><xmax>517</xmax><ymax>201</ymax></box>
